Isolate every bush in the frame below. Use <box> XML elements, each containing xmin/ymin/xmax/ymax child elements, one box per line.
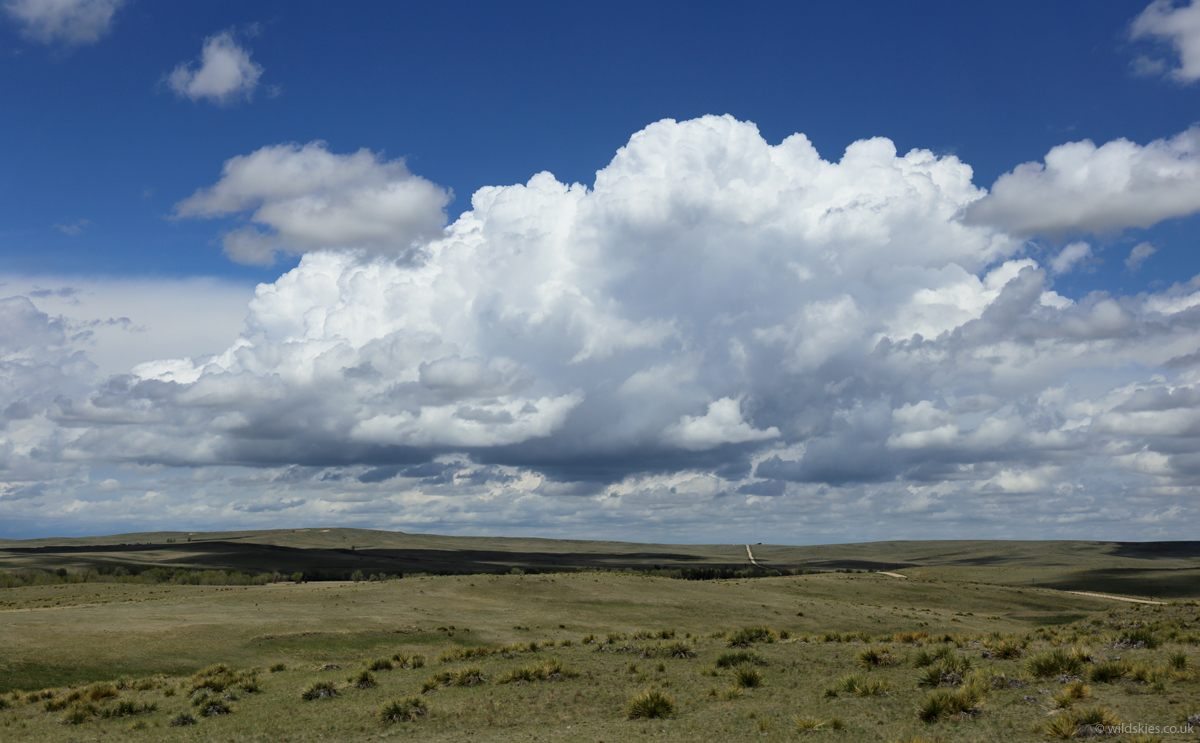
<box><xmin>832</xmin><ymin>673</ymin><xmax>890</xmax><ymax>697</ymax></box>
<box><xmin>916</xmin><ymin>686</ymin><xmax>984</xmax><ymax>722</ymax></box>
<box><xmin>794</xmin><ymin>715</ymin><xmax>825</xmax><ymax>732</ymax></box>
<box><xmin>61</xmin><ymin>703</ymin><xmax>96</xmax><ymax>725</ymax></box>
<box><xmin>716</xmin><ymin>650</ymin><xmax>764</xmax><ymax>668</ymax></box>
<box><xmin>989</xmin><ymin>639</ymin><xmax>1025</xmax><ymax>659</ymax></box>
<box><xmin>726</xmin><ymin>626</ymin><xmax>777</xmax><ymax>647</ymax></box>
<box><xmin>1120</xmin><ymin>629</ymin><xmax>1160</xmax><ymax>649</ymax></box>
<box><xmin>857</xmin><ymin>646</ymin><xmax>895</xmax><ymax>669</ymax></box>
<box><xmin>626</xmin><ymin>688</ymin><xmax>675</xmax><ymax>719</ymax></box>
<box><xmin>86</xmin><ymin>682</ymin><xmax>118</xmax><ymax>701</ymax></box>
<box><xmin>350</xmin><ymin>670</ymin><xmax>377</xmax><ymax>689</ymax></box>
<box><xmin>1089</xmin><ymin>660</ymin><xmax>1129</xmax><ymax>684</ymax></box>
<box><xmin>301</xmin><ymin>681</ymin><xmax>338</xmax><ymax>701</ymax></box>
<box><xmin>1026</xmin><ymin>648</ymin><xmax>1086</xmax><ymax>678</ymax></box>
<box><xmin>379</xmin><ymin>696</ymin><xmax>428</xmax><ymax>723</ymax></box>
<box><xmin>732</xmin><ymin>664</ymin><xmax>763</xmax><ymax>689</ymax></box>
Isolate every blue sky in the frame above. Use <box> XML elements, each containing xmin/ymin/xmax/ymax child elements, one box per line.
<box><xmin>2</xmin><ymin>0</ymin><xmax>1200</xmax><ymax>542</ymax></box>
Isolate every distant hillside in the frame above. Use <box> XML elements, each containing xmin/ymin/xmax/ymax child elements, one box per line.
<box><xmin>2</xmin><ymin>529</ymin><xmax>1198</xmax><ymax>597</ymax></box>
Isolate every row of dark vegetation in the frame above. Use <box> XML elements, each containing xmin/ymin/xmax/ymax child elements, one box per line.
<box><xmin>0</xmin><ymin>562</ymin><xmax>874</xmax><ymax>589</ymax></box>
<box><xmin>0</xmin><ymin>566</ymin><xmax>406</xmax><ymax>588</ymax></box>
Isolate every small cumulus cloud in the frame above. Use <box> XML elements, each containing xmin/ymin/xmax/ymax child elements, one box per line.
<box><xmin>1049</xmin><ymin>241</ymin><xmax>1092</xmax><ymax>275</ymax></box>
<box><xmin>172</xmin><ymin>142</ymin><xmax>451</xmax><ymax>265</ymax></box>
<box><xmin>54</xmin><ymin>219</ymin><xmax>90</xmax><ymax>236</ymax></box>
<box><xmin>1131</xmin><ymin>0</ymin><xmax>1200</xmax><ymax>83</ymax></box>
<box><xmin>3</xmin><ymin>0</ymin><xmax>124</xmax><ymax>45</ymax></box>
<box><xmin>167</xmin><ymin>29</ymin><xmax>263</xmax><ymax>105</ymax></box>
<box><xmin>1126</xmin><ymin>241</ymin><xmax>1157</xmax><ymax>271</ymax></box>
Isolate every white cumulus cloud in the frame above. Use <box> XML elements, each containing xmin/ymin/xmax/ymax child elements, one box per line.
<box><xmin>3</xmin><ymin>0</ymin><xmax>123</xmax><ymax>45</ymax></box>
<box><xmin>967</xmin><ymin>127</ymin><xmax>1200</xmax><ymax>236</ymax></box>
<box><xmin>1131</xmin><ymin>0</ymin><xmax>1200</xmax><ymax>83</ymax></box>
<box><xmin>167</xmin><ymin>30</ymin><xmax>263</xmax><ymax>105</ymax></box>
<box><xmin>6</xmin><ymin>116</ymin><xmax>1200</xmax><ymax>541</ymax></box>
<box><xmin>173</xmin><ymin>142</ymin><xmax>452</xmax><ymax>265</ymax></box>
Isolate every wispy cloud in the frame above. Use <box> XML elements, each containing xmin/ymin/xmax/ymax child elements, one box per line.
<box><xmin>3</xmin><ymin>0</ymin><xmax>124</xmax><ymax>45</ymax></box>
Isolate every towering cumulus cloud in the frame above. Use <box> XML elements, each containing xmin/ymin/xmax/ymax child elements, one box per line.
<box><xmin>4</xmin><ymin>116</ymin><xmax>1200</xmax><ymax>540</ymax></box>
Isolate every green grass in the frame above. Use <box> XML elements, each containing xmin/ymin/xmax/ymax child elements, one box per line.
<box><xmin>1</xmin><ymin>532</ymin><xmax>1199</xmax><ymax>742</ymax></box>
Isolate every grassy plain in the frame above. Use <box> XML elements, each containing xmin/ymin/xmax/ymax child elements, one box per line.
<box><xmin>1</xmin><ymin>532</ymin><xmax>1199</xmax><ymax>741</ymax></box>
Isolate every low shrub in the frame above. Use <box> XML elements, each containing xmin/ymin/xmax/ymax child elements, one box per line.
<box><xmin>168</xmin><ymin>711</ymin><xmax>197</xmax><ymax>727</ymax></box>
<box><xmin>61</xmin><ymin>703</ymin><xmax>96</xmax><ymax>725</ymax></box>
<box><xmin>1089</xmin><ymin>660</ymin><xmax>1129</xmax><ymax>683</ymax></box>
<box><xmin>831</xmin><ymin>673</ymin><xmax>891</xmax><ymax>697</ymax></box>
<box><xmin>379</xmin><ymin>696</ymin><xmax>427</xmax><ymax>723</ymax></box>
<box><xmin>85</xmin><ymin>683</ymin><xmax>118</xmax><ymax>701</ymax></box>
<box><xmin>731</xmin><ymin>663</ymin><xmax>763</xmax><ymax>689</ymax></box>
<box><xmin>726</xmin><ymin>626</ymin><xmax>777</xmax><ymax>647</ymax></box>
<box><xmin>1026</xmin><ymin>648</ymin><xmax>1087</xmax><ymax>678</ymax></box>
<box><xmin>857</xmin><ymin>646</ymin><xmax>895</xmax><ymax>669</ymax></box>
<box><xmin>916</xmin><ymin>685</ymin><xmax>984</xmax><ymax>722</ymax></box>
<box><xmin>301</xmin><ymin>681</ymin><xmax>338</xmax><ymax>701</ymax></box>
<box><xmin>626</xmin><ymin>688</ymin><xmax>675</xmax><ymax>719</ymax></box>
<box><xmin>715</xmin><ymin>650</ymin><xmax>764</xmax><ymax>668</ymax></box>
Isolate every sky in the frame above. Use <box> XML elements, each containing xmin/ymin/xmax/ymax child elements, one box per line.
<box><xmin>2</xmin><ymin>1</ymin><xmax>1200</xmax><ymax>543</ymax></box>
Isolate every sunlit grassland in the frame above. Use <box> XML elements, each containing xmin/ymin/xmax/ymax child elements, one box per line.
<box><xmin>2</xmin><ymin>565</ymin><xmax>1199</xmax><ymax>742</ymax></box>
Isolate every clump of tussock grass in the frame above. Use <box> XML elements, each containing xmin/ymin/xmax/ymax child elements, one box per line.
<box><xmin>731</xmin><ymin>663</ymin><xmax>763</xmax><ymax>689</ymax></box>
<box><xmin>828</xmin><ymin>673</ymin><xmax>891</xmax><ymax>697</ymax></box>
<box><xmin>916</xmin><ymin>684</ymin><xmax>985</xmax><ymax>722</ymax></box>
<box><xmin>494</xmin><ymin>659</ymin><xmax>579</xmax><ymax>684</ymax></box>
<box><xmin>664</xmin><ymin>640</ymin><xmax>695</xmax><ymax>659</ymax></box>
<box><xmin>1118</xmin><ymin>628</ymin><xmax>1160</xmax><ymax>649</ymax></box>
<box><xmin>1026</xmin><ymin>648</ymin><xmax>1089</xmax><ymax>679</ymax></box>
<box><xmin>379</xmin><ymin>696</ymin><xmax>427</xmax><ymax>723</ymax></box>
<box><xmin>300</xmin><ymin>681</ymin><xmax>338</xmax><ymax>701</ymax></box>
<box><xmin>1042</xmin><ymin>706</ymin><xmax>1121</xmax><ymax>739</ymax></box>
<box><xmin>915</xmin><ymin>650</ymin><xmax>973</xmax><ymax>687</ymax></box>
<box><xmin>168</xmin><ymin>711</ymin><xmax>196</xmax><ymax>727</ymax></box>
<box><xmin>100</xmin><ymin>699</ymin><xmax>157</xmax><ymax>718</ymax></box>
<box><xmin>1168</xmin><ymin>651</ymin><xmax>1188</xmax><ymax>670</ymax></box>
<box><xmin>1050</xmin><ymin>681</ymin><xmax>1091</xmax><ymax>709</ymax></box>
<box><xmin>60</xmin><ymin>702</ymin><xmax>97</xmax><ymax>725</ymax></box>
<box><xmin>726</xmin><ymin>625</ymin><xmax>777</xmax><ymax>647</ymax></box>
<box><xmin>391</xmin><ymin>652</ymin><xmax>426</xmax><ymax>669</ymax></box>
<box><xmin>132</xmin><ymin>678</ymin><xmax>157</xmax><ymax>691</ymax></box>
<box><xmin>986</xmin><ymin>638</ymin><xmax>1026</xmax><ymax>659</ymax></box>
<box><xmin>196</xmin><ymin>697</ymin><xmax>232</xmax><ymax>717</ymax></box>
<box><xmin>422</xmin><ymin>665</ymin><xmax>485</xmax><ymax>692</ymax></box>
<box><xmin>367</xmin><ymin>657</ymin><xmax>393</xmax><ymax>671</ymax></box>
<box><xmin>438</xmin><ymin>645</ymin><xmax>499</xmax><ymax>663</ymax></box>
<box><xmin>626</xmin><ymin>688</ymin><xmax>675</xmax><ymax>719</ymax></box>
<box><xmin>1088</xmin><ymin>660</ymin><xmax>1129</xmax><ymax>684</ymax></box>
<box><xmin>893</xmin><ymin>631</ymin><xmax>930</xmax><ymax>645</ymax></box>
<box><xmin>85</xmin><ymin>682</ymin><xmax>118</xmax><ymax>701</ymax></box>
<box><xmin>857</xmin><ymin>646</ymin><xmax>895</xmax><ymax>669</ymax></box>
<box><xmin>349</xmin><ymin>669</ymin><xmax>377</xmax><ymax>689</ymax></box>
<box><xmin>42</xmin><ymin>696</ymin><xmax>71</xmax><ymax>712</ymax></box>
<box><xmin>715</xmin><ymin>650</ymin><xmax>764</xmax><ymax>668</ymax></box>
<box><xmin>794</xmin><ymin>715</ymin><xmax>835</xmax><ymax>733</ymax></box>
<box><xmin>269</xmin><ymin>663</ymin><xmax>287</xmax><ymax>673</ymax></box>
